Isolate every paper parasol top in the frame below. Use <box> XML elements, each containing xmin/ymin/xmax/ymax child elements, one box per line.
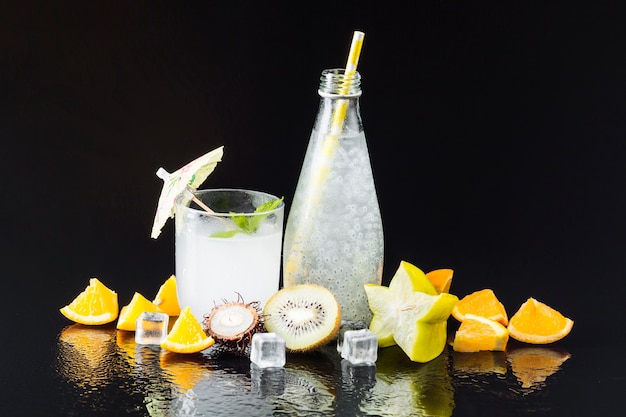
<box><xmin>151</xmin><ymin>146</ymin><xmax>224</xmax><ymax>239</ymax></box>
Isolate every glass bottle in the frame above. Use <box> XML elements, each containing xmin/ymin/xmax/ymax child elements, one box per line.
<box><xmin>283</xmin><ymin>68</ymin><xmax>384</xmax><ymax>325</ymax></box>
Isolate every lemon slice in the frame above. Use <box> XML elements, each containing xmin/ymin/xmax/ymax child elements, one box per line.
<box><xmin>365</xmin><ymin>261</ymin><xmax>458</xmax><ymax>362</ymax></box>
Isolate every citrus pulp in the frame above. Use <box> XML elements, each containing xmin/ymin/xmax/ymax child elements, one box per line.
<box><xmin>152</xmin><ymin>274</ymin><xmax>181</xmax><ymax>316</ymax></box>
<box><xmin>116</xmin><ymin>292</ymin><xmax>159</xmax><ymax>331</ymax></box>
<box><xmin>452</xmin><ymin>314</ymin><xmax>509</xmax><ymax>352</ymax></box>
<box><xmin>161</xmin><ymin>306</ymin><xmax>215</xmax><ymax>354</ymax></box>
<box><xmin>507</xmin><ymin>297</ymin><xmax>573</xmax><ymax>344</ymax></box>
<box><xmin>451</xmin><ymin>288</ymin><xmax>508</xmax><ymax>326</ymax></box>
<box><xmin>59</xmin><ymin>278</ymin><xmax>119</xmax><ymax>325</ymax></box>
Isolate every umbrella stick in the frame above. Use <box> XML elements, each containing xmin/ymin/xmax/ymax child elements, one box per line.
<box><xmin>184</xmin><ymin>186</ymin><xmax>216</xmax><ymax>214</ymax></box>
<box><xmin>183</xmin><ymin>187</ymin><xmax>233</xmax><ymax>228</ymax></box>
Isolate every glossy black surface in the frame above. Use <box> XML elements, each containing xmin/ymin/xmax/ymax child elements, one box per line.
<box><xmin>2</xmin><ymin>2</ymin><xmax>625</xmax><ymax>416</ymax></box>
<box><xmin>49</xmin><ymin>323</ymin><xmax>605</xmax><ymax>416</ymax></box>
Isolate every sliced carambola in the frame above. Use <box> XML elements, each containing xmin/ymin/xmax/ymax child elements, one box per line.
<box><xmin>365</xmin><ymin>261</ymin><xmax>438</xmax><ymax>348</ymax></box>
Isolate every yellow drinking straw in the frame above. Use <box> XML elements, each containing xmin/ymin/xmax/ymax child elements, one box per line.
<box><xmin>312</xmin><ymin>30</ymin><xmax>364</xmax><ymax>195</ymax></box>
<box><xmin>284</xmin><ymin>31</ymin><xmax>365</xmax><ymax>285</ymax></box>
<box><xmin>313</xmin><ymin>30</ymin><xmax>365</xmax><ymax>198</ymax></box>
<box><xmin>330</xmin><ymin>30</ymin><xmax>364</xmax><ymax>135</ymax></box>
<box><xmin>346</xmin><ymin>30</ymin><xmax>365</xmax><ymax>73</ymax></box>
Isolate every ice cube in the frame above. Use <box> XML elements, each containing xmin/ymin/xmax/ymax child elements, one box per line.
<box><xmin>341</xmin><ymin>329</ymin><xmax>378</xmax><ymax>365</ymax></box>
<box><xmin>336</xmin><ymin>321</ymin><xmax>368</xmax><ymax>353</ymax></box>
<box><xmin>135</xmin><ymin>312</ymin><xmax>169</xmax><ymax>345</ymax></box>
<box><xmin>250</xmin><ymin>332</ymin><xmax>286</xmax><ymax>368</ymax></box>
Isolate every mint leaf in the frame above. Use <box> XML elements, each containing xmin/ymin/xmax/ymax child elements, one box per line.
<box><xmin>209</xmin><ymin>230</ymin><xmax>241</xmax><ymax>238</ymax></box>
<box><xmin>230</xmin><ymin>215</ymin><xmax>251</xmax><ymax>231</ymax></box>
<box><xmin>231</xmin><ymin>197</ymin><xmax>284</xmax><ymax>234</ymax></box>
<box><xmin>207</xmin><ymin>197</ymin><xmax>283</xmax><ymax>237</ymax></box>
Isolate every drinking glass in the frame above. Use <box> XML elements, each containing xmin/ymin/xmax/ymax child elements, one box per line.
<box><xmin>175</xmin><ymin>188</ymin><xmax>284</xmax><ymax>321</ymax></box>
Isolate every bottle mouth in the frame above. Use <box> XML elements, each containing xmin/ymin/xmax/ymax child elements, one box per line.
<box><xmin>318</xmin><ymin>68</ymin><xmax>362</xmax><ymax>98</ymax></box>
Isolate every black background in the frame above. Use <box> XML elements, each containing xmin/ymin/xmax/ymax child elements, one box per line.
<box><xmin>1</xmin><ymin>1</ymin><xmax>625</xmax><ymax>414</ymax></box>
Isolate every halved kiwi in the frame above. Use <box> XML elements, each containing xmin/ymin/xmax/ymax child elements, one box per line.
<box><xmin>263</xmin><ymin>284</ymin><xmax>341</xmax><ymax>352</ymax></box>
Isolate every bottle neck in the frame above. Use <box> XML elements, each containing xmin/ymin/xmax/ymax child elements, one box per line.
<box><xmin>318</xmin><ymin>68</ymin><xmax>362</xmax><ymax>98</ymax></box>
<box><xmin>314</xmin><ymin>69</ymin><xmax>363</xmax><ymax>135</ymax></box>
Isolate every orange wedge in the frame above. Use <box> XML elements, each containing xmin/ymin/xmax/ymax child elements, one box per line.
<box><xmin>451</xmin><ymin>289</ymin><xmax>508</xmax><ymax>326</ymax></box>
<box><xmin>116</xmin><ymin>292</ymin><xmax>160</xmax><ymax>331</ymax></box>
<box><xmin>508</xmin><ymin>297</ymin><xmax>573</xmax><ymax>344</ymax></box>
<box><xmin>161</xmin><ymin>306</ymin><xmax>215</xmax><ymax>354</ymax></box>
<box><xmin>452</xmin><ymin>314</ymin><xmax>509</xmax><ymax>352</ymax></box>
<box><xmin>153</xmin><ymin>274</ymin><xmax>181</xmax><ymax>316</ymax></box>
<box><xmin>60</xmin><ymin>278</ymin><xmax>119</xmax><ymax>325</ymax></box>
<box><xmin>425</xmin><ymin>269</ymin><xmax>453</xmax><ymax>294</ymax></box>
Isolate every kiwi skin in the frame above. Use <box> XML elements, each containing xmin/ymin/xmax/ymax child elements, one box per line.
<box><xmin>263</xmin><ymin>284</ymin><xmax>341</xmax><ymax>352</ymax></box>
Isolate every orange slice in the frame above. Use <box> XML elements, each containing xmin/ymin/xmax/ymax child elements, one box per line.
<box><xmin>161</xmin><ymin>306</ymin><xmax>215</xmax><ymax>354</ymax></box>
<box><xmin>153</xmin><ymin>274</ymin><xmax>181</xmax><ymax>316</ymax></box>
<box><xmin>116</xmin><ymin>292</ymin><xmax>159</xmax><ymax>331</ymax></box>
<box><xmin>507</xmin><ymin>346</ymin><xmax>571</xmax><ymax>389</ymax></box>
<box><xmin>60</xmin><ymin>278</ymin><xmax>119</xmax><ymax>325</ymax></box>
<box><xmin>508</xmin><ymin>297</ymin><xmax>573</xmax><ymax>344</ymax></box>
<box><xmin>452</xmin><ymin>314</ymin><xmax>509</xmax><ymax>352</ymax></box>
<box><xmin>425</xmin><ymin>269</ymin><xmax>453</xmax><ymax>294</ymax></box>
<box><xmin>451</xmin><ymin>289</ymin><xmax>508</xmax><ymax>326</ymax></box>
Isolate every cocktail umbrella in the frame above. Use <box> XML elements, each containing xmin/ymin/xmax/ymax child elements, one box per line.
<box><xmin>151</xmin><ymin>146</ymin><xmax>224</xmax><ymax>239</ymax></box>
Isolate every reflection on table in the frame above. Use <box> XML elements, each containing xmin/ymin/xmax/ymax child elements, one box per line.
<box><xmin>56</xmin><ymin>323</ymin><xmax>571</xmax><ymax>416</ymax></box>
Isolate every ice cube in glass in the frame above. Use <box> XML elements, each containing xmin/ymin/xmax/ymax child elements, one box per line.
<box><xmin>250</xmin><ymin>332</ymin><xmax>286</xmax><ymax>368</ymax></box>
<box><xmin>341</xmin><ymin>328</ymin><xmax>378</xmax><ymax>365</ymax></box>
<box><xmin>135</xmin><ymin>312</ymin><xmax>169</xmax><ymax>345</ymax></box>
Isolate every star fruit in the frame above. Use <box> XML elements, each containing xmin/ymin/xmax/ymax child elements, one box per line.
<box><xmin>364</xmin><ymin>261</ymin><xmax>458</xmax><ymax>363</ymax></box>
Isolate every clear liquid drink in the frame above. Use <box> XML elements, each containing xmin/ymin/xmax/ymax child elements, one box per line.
<box><xmin>175</xmin><ymin>189</ymin><xmax>284</xmax><ymax>322</ymax></box>
<box><xmin>283</xmin><ymin>69</ymin><xmax>384</xmax><ymax>325</ymax></box>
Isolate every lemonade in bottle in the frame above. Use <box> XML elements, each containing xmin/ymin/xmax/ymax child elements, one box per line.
<box><xmin>283</xmin><ymin>65</ymin><xmax>384</xmax><ymax>325</ymax></box>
